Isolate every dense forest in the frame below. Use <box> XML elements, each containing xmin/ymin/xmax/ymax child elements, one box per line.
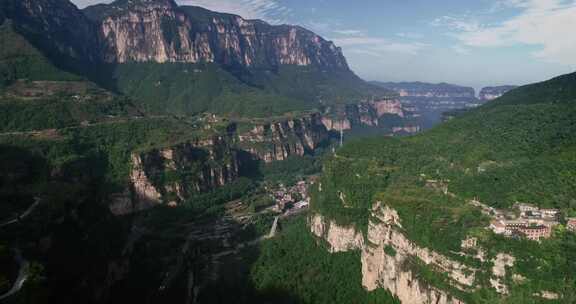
<box><xmin>311</xmin><ymin>72</ymin><xmax>576</xmax><ymax>302</ymax></box>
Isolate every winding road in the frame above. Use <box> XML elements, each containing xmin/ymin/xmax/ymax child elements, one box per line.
<box><xmin>0</xmin><ymin>249</ymin><xmax>29</xmax><ymax>301</ymax></box>
<box><xmin>0</xmin><ymin>198</ymin><xmax>42</xmax><ymax>228</ymax></box>
<box><xmin>0</xmin><ymin>198</ymin><xmax>40</xmax><ymax>300</ymax></box>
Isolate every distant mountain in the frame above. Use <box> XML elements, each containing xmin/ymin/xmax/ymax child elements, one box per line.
<box><xmin>371</xmin><ymin>81</ymin><xmax>481</xmax><ymax>129</ymax></box>
<box><xmin>0</xmin><ymin>0</ymin><xmax>390</xmax><ymax>117</ymax></box>
<box><xmin>478</xmin><ymin>85</ymin><xmax>518</xmax><ymax>101</ymax></box>
<box><xmin>371</xmin><ymin>81</ymin><xmax>475</xmax><ymax>98</ymax></box>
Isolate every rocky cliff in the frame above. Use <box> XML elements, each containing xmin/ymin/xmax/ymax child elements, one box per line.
<box><xmin>4</xmin><ymin>0</ymin><xmax>349</xmax><ymax>71</ymax></box>
<box><xmin>371</xmin><ymin>81</ymin><xmax>482</xmax><ymax>130</ymax></box>
<box><xmin>321</xmin><ymin>99</ymin><xmax>405</xmax><ymax>131</ymax></box>
<box><xmin>309</xmin><ymin>200</ymin><xmax>540</xmax><ymax>303</ymax></box>
<box><xmin>310</xmin><ymin>203</ymin><xmax>476</xmax><ymax>304</ymax></box>
<box><xmin>82</xmin><ymin>0</ymin><xmax>349</xmax><ymax>70</ymax></box>
<box><xmin>110</xmin><ymin>136</ymin><xmax>239</xmax><ymax>215</ymax></box>
<box><xmin>478</xmin><ymin>86</ymin><xmax>518</xmax><ymax>101</ymax></box>
<box><xmin>2</xmin><ymin>0</ymin><xmax>391</xmax><ymax>118</ymax></box>
<box><xmin>236</xmin><ymin>113</ymin><xmax>329</xmax><ymax>162</ymax></box>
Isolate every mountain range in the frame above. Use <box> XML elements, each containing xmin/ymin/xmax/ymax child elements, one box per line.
<box><xmin>2</xmin><ymin>1</ymin><xmax>574</xmax><ymax>304</ymax></box>
<box><xmin>1</xmin><ymin>0</ymin><xmax>390</xmax><ymax>117</ymax></box>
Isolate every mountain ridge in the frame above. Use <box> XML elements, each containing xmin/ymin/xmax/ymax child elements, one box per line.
<box><xmin>0</xmin><ymin>0</ymin><xmax>392</xmax><ymax>117</ymax></box>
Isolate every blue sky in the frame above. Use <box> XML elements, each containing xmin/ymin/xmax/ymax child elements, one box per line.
<box><xmin>72</xmin><ymin>0</ymin><xmax>576</xmax><ymax>89</ymax></box>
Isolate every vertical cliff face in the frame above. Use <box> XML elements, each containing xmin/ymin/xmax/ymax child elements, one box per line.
<box><xmin>95</xmin><ymin>0</ymin><xmax>207</xmax><ymax>63</ymax></box>
<box><xmin>237</xmin><ymin>113</ymin><xmax>329</xmax><ymax>162</ymax></box>
<box><xmin>110</xmin><ymin>136</ymin><xmax>239</xmax><ymax>215</ymax></box>
<box><xmin>321</xmin><ymin>99</ymin><xmax>405</xmax><ymax>131</ymax></box>
<box><xmin>82</xmin><ymin>0</ymin><xmax>349</xmax><ymax>70</ymax></box>
<box><xmin>4</xmin><ymin>0</ymin><xmax>351</xmax><ymax>70</ymax></box>
<box><xmin>310</xmin><ymin>203</ymin><xmax>478</xmax><ymax>304</ymax></box>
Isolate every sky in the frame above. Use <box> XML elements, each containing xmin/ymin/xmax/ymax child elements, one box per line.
<box><xmin>71</xmin><ymin>0</ymin><xmax>576</xmax><ymax>89</ymax></box>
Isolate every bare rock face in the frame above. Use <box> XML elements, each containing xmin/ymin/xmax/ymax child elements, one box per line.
<box><xmin>129</xmin><ymin>152</ymin><xmax>164</xmax><ymax>209</ymax></box>
<box><xmin>5</xmin><ymin>0</ymin><xmax>351</xmax><ymax>71</ymax></box>
<box><xmin>310</xmin><ymin>214</ymin><xmax>365</xmax><ymax>253</ymax></box>
<box><xmin>372</xmin><ymin>99</ymin><xmax>404</xmax><ymax>117</ymax></box>
<box><xmin>237</xmin><ymin>113</ymin><xmax>329</xmax><ymax>163</ymax></box>
<box><xmin>321</xmin><ymin>117</ymin><xmax>352</xmax><ymax>131</ymax></box>
<box><xmin>109</xmin><ymin>136</ymin><xmax>239</xmax><ymax>215</ymax></box>
<box><xmin>490</xmin><ymin>253</ymin><xmax>515</xmax><ymax>294</ymax></box>
<box><xmin>322</xmin><ymin>100</ymin><xmax>406</xmax><ymax>131</ymax></box>
<box><xmin>310</xmin><ymin>202</ymin><xmax>477</xmax><ymax>304</ymax></box>
<box><xmin>83</xmin><ymin>0</ymin><xmax>350</xmax><ymax>70</ymax></box>
<box><xmin>478</xmin><ymin>86</ymin><xmax>518</xmax><ymax>101</ymax></box>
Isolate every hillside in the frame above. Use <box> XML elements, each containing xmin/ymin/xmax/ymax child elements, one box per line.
<box><xmin>313</xmin><ymin>71</ymin><xmax>576</xmax><ymax>303</ymax></box>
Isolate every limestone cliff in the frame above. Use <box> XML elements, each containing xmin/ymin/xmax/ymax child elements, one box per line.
<box><xmin>321</xmin><ymin>99</ymin><xmax>405</xmax><ymax>131</ymax></box>
<box><xmin>310</xmin><ymin>203</ymin><xmax>478</xmax><ymax>304</ymax></box>
<box><xmin>3</xmin><ymin>0</ymin><xmax>351</xmax><ymax>70</ymax></box>
<box><xmin>110</xmin><ymin>136</ymin><xmax>238</xmax><ymax>215</ymax></box>
<box><xmin>236</xmin><ymin>113</ymin><xmax>329</xmax><ymax>162</ymax></box>
<box><xmin>83</xmin><ymin>0</ymin><xmax>349</xmax><ymax>70</ymax></box>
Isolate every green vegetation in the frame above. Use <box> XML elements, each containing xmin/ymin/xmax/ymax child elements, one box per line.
<box><xmin>383</xmin><ymin>245</ymin><xmax>396</xmax><ymax>257</ymax></box>
<box><xmin>183</xmin><ymin>177</ymin><xmax>257</xmax><ymax>217</ymax></box>
<box><xmin>312</xmin><ymin>72</ymin><xmax>576</xmax><ymax>302</ymax></box>
<box><xmin>109</xmin><ymin>62</ymin><xmax>388</xmax><ymax>118</ymax></box>
<box><xmin>0</xmin><ymin>92</ymin><xmax>136</xmax><ymax>132</ymax></box>
<box><xmin>250</xmin><ymin>217</ymin><xmax>400</xmax><ymax>304</ymax></box>
<box><xmin>258</xmin><ymin>155</ymin><xmax>323</xmax><ymax>185</ymax></box>
<box><xmin>0</xmin><ymin>21</ymin><xmax>81</xmax><ymax>92</ymax></box>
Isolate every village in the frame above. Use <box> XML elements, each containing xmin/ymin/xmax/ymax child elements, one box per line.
<box><xmin>269</xmin><ymin>180</ymin><xmax>311</xmax><ymax>216</ymax></box>
<box><xmin>469</xmin><ymin>199</ymin><xmax>576</xmax><ymax>241</ymax></box>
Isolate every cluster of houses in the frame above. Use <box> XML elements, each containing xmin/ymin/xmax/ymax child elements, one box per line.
<box><xmin>568</xmin><ymin>218</ymin><xmax>576</xmax><ymax>232</ymax></box>
<box><xmin>271</xmin><ymin>181</ymin><xmax>310</xmax><ymax>213</ymax></box>
<box><xmin>487</xmin><ymin>203</ymin><xmax>564</xmax><ymax>241</ymax></box>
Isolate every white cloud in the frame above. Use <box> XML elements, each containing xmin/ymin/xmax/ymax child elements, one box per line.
<box><xmin>396</xmin><ymin>32</ymin><xmax>424</xmax><ymax>39</ymax></box>
<box><xmin>333</xmin><ymin>36</ymin><xmax>428</xmax><ymax>56</ymax></box>
<box><xmin>333</xmin><ymin>29</ymin><xmax>365</xmax><ymax>36</ymax></box>
<box><xmin>437</xmin><ymin>0</ymin><xmax>576</xmax><ymax>65</ymax></box>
